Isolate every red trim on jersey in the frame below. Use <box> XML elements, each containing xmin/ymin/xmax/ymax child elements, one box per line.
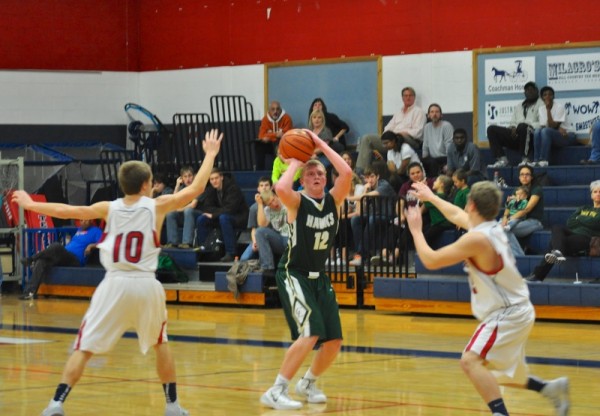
<box><xmin>157</xmin><ymin>321</ymin><xmax>166</xmax><ymax>345</ymax></box>
<box><xmin>98</xmin><ymin>232</ymin><xmax>107</xmax><ymax>243</ymax></box>
<box><xmin>465</xmin><ymin>323</ymin><xmax>498</xmax><ymax>359</ymax></box>
<box><xmin>153</xmin><ymin>230</ymin><xmax>160</xmax><ymax>247</ymax></box>
<box><xmin>468</xmin><ymin>254</ymin><xmax>504</xmax><ymax>275</ymax></box>
<box><xmin>74</xmin><ymin>320</ymin><xmax>87</xmax><ymax>351</ymax></box>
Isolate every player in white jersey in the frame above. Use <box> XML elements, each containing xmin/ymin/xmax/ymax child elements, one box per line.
<box><xmin>406</xmin><ymin>181</ymin><xmax>570</xmax><ymax>416</ymax></box>
<box><xmin>12</xmin><ymin>129</ymin><xmax>222</xmax><ymax>416</ymax></box>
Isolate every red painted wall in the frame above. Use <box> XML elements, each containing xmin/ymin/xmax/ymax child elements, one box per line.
<box><xmin>0</xmin><ymin>0</ymin><xmax>139</xmax><ymax>71</ymax></box>
<box><xmin>1</xmin><ymin>0</ymin><xmax>598</xmax><ymax>71</ymax></box>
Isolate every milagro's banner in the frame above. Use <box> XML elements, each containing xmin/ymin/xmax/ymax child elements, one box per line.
<box><xmin>484</xmin><ymin>57</ymin><xmax>536</xmax><ymax>95</ymax></box>
<box><xmin>484</xmin><ymin>100</ymin><xmax>522</xmax><ymax>133</ymax></box>
<box><xmin>547</xmin><ymin>52</ymin><xmax>600</xmax><ymax>91</ymax></box>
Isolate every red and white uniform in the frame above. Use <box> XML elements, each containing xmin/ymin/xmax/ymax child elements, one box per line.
<box><xmin>75</xmin><ymin>197</ymin><xmax>168</xmax><ymax>354</ymax></box>
<box><xmin>464</xmin><ymin>221</ymin><xmax>535</xmax><ymax>384</ymax></box>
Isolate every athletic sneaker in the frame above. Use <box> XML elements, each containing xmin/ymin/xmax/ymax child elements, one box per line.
<box><xmin>165</xmin><ymin>402</ymin><xmax>189</xmax><ymax>416</ymax></box>
<box><xmin>261</xmin><ymin>385</ymin><xmax>302</xmax><ymax>410</ymax></box>
<box><xmin>41</xmin><ymin>400</ymin><xmax>65</xmax><ymax>416</ymax></box>
<box><xmin>541</xmin><ymin>377</ymin><xmax>570</xmax><ymax>416</ymax></box>
<box><xmin>295</xmin><ymin>378</ymin><xmax>327</xmax><ymax>403</ymax></box>
<box><xmin>537</xmin><ymin>160</ymin><xmax>549</xmax><ymax>167</ymax></box>
<box><xmin>349</xmin><ymin>254</ymin><xmax>362</xmax><ymax>267</ymax></box>
<box><xmin>544</xmin><ymin>249</ymin><xmax>566</xmax><ymax>264</ymax></box>
<box><xmin>518</xmin><ymin>157</ymin><xmax>534</xmax><ymax>167</ymax></box>
<box><xmin>488</xmin><ymin>157</ymin><xmax>509</xmax><ymax>168</ymax></box>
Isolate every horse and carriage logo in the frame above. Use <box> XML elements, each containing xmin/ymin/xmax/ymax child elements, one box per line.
<box><xmin>491</xmin><ymin>60</ymin><xmax>528</xmax><ymax>83</ymax></box>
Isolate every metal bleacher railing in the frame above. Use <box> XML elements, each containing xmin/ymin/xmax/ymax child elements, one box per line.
<box><xmin>324</xmin><ymin>195</ymin><xmax>410</xmax><ymax>291</ymax></box>
<box><xmin>210</xmin><ymin>95</ymin><xmax>257</xmax><ymax>171</ymax></box>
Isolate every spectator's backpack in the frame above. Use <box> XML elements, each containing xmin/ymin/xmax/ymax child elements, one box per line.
<box><xmin>156</xmin><ymin>253</ymin><xmax>189</xmax><ymax>283</ymax></box>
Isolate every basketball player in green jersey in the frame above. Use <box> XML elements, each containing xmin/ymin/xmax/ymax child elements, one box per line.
<box><xmin>260</xmin><ymin>129</ymin><xmax>353</xmax><ymax>410</ymax></box>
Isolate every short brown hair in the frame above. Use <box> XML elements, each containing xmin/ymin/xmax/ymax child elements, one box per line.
<box><xmin>468</xmin><ymin>181</ymin><xmax>502</xmax><ymax>220</ymax></box>
<box><xmin>118</xmin><ymin>161</ymin><xmax>152</xmax><ymax>195</ymax></box>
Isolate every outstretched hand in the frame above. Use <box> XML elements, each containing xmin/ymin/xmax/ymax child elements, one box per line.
<box><xmin>405</xmin><ymin>205</ymin><xmax>423</xmax><ymax>234</ymax></box>
<box><xmin>410</xmin><ymin>181</ymin><xmax>435</xmax><ymax>202</ymax></box>
<box><xmin>202</xmin><ymin>129</ymin><xmax>223</xmax><ymax>156</ymax></box>
<box><xmin>11</xmin><ymin>190</ymin><xmax>33</xmax><ymax>209</ymax></box>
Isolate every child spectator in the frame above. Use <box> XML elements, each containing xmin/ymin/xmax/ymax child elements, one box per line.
<box><xmin>502</xmin><ymin>186</ymin><xmax>530</xmax><ymax>231</ymax></box>
<box><xmin>422</xmin><ymin>175</ymin><xmax>454</xmax><ymax>247</ymax></box>
<box><xmin>451</xmin><ymin>169</ymin><xmax>470</xmax><ymax>210</ymax></box>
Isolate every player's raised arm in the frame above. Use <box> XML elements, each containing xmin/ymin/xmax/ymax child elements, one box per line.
<box><xmin>11</xmin><ymin>191</ymin><xmax>109</xmax><ymax>221</ymax></box>
<box><xmin>157</xmin><ymin>129</ymin><xmax>222</xmax><ymax>213</ymax></box>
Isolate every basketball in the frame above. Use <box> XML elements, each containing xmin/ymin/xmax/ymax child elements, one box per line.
<box><xmin>278</xmin><ymin>129</ymin><xmax>315</xmax><ymax>163</ymax></box>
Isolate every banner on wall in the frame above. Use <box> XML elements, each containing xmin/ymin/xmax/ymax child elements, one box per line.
<box><xmin>484</xmin><ymin>57</ymin><xmax>536</xmax><ymax>95</ymax></box>
<box><xmin>485</xmin><ymin>100</ymin><xmax>521</xmax><ymax>131</ymax></box>
<box><xmin>556</xmin><ymin>98</ymin><xmax>600</xmax><ymax>134</ymax></box>
<box><xmin>485</xmin><ymin>97</ymin><xmax>600</xmax><ymax>136</ymax></box>
<box><xmin>547</xmin><ymin>52</ymin><xmax>600</xmax><ymax>91</ymax></box>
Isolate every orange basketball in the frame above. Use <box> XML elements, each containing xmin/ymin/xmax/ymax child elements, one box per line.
<box><xmin>278</xmin><ymin>129</ymin><xmax>315</xmax><ymax>163</ymax></box>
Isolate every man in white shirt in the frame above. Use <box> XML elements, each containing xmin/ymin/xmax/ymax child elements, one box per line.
<box><xmin>355</xmin><ymin>87</ymin><xmax>426</xmax><ymax>173</ymax></box>
<box><xmin>532</xmin><ymin>86</ymin><xmax>576</xmax><ymax>167</ymax></box>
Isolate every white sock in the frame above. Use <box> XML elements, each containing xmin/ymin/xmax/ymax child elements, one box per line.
<box><xmin>275</xmin><ymin>374</ymin><xmax>290</xmax><ymax>386</ymax></box>
<box><xmin>303</xmin><ymin>369</ymin><xmax>317</xmax><ymax>381</ymax></box>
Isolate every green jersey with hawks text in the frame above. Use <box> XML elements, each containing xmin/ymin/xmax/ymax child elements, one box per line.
<box><xmin>279</xmin><ymin>193</ymin><xmax>339</xmax><ymax>273</ymax></box>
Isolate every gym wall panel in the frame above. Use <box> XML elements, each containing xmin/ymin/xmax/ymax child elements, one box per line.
<box><xmin>0</xmin><ymin>0</ymin><xmax>139</xmax><ymax>71</ymax></box>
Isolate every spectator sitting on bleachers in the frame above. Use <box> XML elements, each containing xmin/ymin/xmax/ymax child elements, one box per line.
<box><xmin>308</xmin><ymin>97</ymin><xmax>349</xmax><ymax>151</ymax></box>
<box><xmin>580</xmin><ymin>119</ymin><xmax>600</xmax><ymax>165</ymax></box>
<box><xmin>501</xmin><ymin>186</ymin><xmax>529</xmax><ymax>232</ymax></box>
<box><xmin>257</xmin><ymin>100</ymin><xmax>293</xmax><ymax>170</ymax></box>
<box><xmin>421</xmin><ymin>103</ymin><xmax>454</xmax><ymax>177</ymax></box>
<box><xmin>348</xmin><ymin>165</ymin><xmax>397</xmax><ymax>266</ymax></box>
<box><xmin>422</xmin><ymin>175</ymin><xmax>454</xmax><ymax>246</ymax></box>
<box><xmin>487</xmin><ymin>81</ymin><xmax>543</xmax><ymax>168</ymax></box>
<box><xmin>451</xmin><ymin>168</ymin><xmax>470</xmax><ymax>210</ymax></box>
<box><xmin>398</xmin><ymin>162</ymin><xmax>435</xmax><ymax>227</ymax></box>
<box><xmin>19</xmin><ymin>219</ymin><xmax>103</xmax><ymax>300</ymax></box>
<box><xmin>330</xmin><ymin>167</ymin><xmax>364</xmax><ymax>264</ymax></box>
<box><xmin>526</xmin><ymin>180</ymin><xmax>600</xmax><ymax>282</ymax></box>
<box><xmin>532</xmin><ymin>86</ymin><xmax>577</xmax><ymax>167</ymax></box>
<box><xmin>446</xmin><ymin>128</ymin><xmax>486</xmax><ymax>185</ymax></box>
<box><xmin>271</xmin><ymin>148</ymin><xmax>302</xmax><ymax>187</ymax></box>
<box><xmin>195</xmin><ymin>168</ymin><xmax>248</xmax><ymax>262</ymax></box>
<box><xmin>255</xmin><ymin>190</ymin><xmax>289</xmax><ymax>274</ymax></box>
<box><xmin>164</xmin><ymin>165</ymin><xmax>200</xmax><ymax>248</ymax></box>
<box><xmin>151</xmin><ymin>173</ymin><xmax>173</xmax><ymax>198</ymax></box>
<box><xmin>505</xmin><ymin>165</ymin><xmax>544</xmax><ymax>256</ymax></box>
<box><xmin>451</xmin><ymin>168</ymin><xmax>470</xmax><ymax>237</ymax></box>
<box><xmin>355</xmin><ymin>86</ymin><xmax>426</xmax><ymax>173</ymax></box>
<box><xmin>309</xmin><ymin>109</ymin><xmax>335</xmax><ymax>167</ymax></box>
<box><xmin>240</xmin><ymin>176</ymin><xmax>272</xmax><ymax>262</ymax></box>
<box><xmin>381</xmin><ymin>130</ymin><xmax>420</xmax><ymax>192</ymax></box>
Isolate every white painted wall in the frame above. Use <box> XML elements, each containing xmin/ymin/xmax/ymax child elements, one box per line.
<box><xmin>0</xmin><ymin>51</ymin><xmax>473</xmax><ymax>125</ymax></box>
<box><xmin>0</xmin><ymin>71</ymin><xmax>139</xmax><ymax>125</ymax></box>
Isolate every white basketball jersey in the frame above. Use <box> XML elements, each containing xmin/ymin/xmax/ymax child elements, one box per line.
<box><xmin>98</xmin><ymin>196</ymin><xmax>160</xmax><ymax>274</ymax></box>
<box><xmin>465</xmin><ymin>221</ymin><xmax>531</xmax><ymax>320</ymax></box>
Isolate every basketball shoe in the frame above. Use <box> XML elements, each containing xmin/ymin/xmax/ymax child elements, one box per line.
<box><xmin>541</xmin><ymin>377</ymin><xmax>570</xmax><ymax>416</ymax></box>
<box><xmin>295</xmin><ymin>377</ymin><xmax>327</xmax><ymax>403</ymax></box>
<box><xmin>261</xmin><ymin>385</ymin><xmax>302</xmax><ymax>410</ymax></box>
<box><xmin>41</xmin><ymin>400</ymin><xmax>64</xmax><ymax>416</ymax></box>
<box><xmin>165</xmin><ymin>402</ymin><xmax>189</xmax><ymax>416</ymax></box>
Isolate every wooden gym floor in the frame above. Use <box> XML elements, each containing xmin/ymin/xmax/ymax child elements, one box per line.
<box><xmin>0</xmin><ymin>295</ymin><xmax>599</xmax><ymax>415</ymax></box>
